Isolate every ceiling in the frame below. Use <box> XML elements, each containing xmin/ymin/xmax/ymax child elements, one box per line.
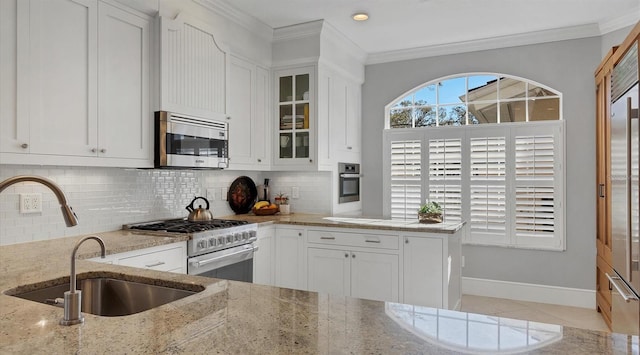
<box><xmin>226</xmin><ymin>0</ymin><xmax>639</xmax><ymax>57</ymax></box>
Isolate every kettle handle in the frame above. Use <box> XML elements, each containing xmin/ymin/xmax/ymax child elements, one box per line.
<box><xmin>187</xmin><ymin>196</ymin><xmax>210</xmax><ymax>211</ymax></box>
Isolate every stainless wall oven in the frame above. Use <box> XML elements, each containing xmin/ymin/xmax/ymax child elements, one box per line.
<box><xmin>339</xmin><ymin>163</ymin><xmax>361</xmax><ymax>203</ymax></box>
<box><xmin>155</xmin><ymin>111</ymin><xmax>229</xmax><ymax>169</ymax></box>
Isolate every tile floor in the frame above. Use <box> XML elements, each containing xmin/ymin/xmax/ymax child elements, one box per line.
<box><xmin>459</xmin><ymin>294</ymin><xmax>610</xmax><ymax>332</ymax></box>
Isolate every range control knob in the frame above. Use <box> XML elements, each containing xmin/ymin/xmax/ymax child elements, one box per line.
<box><xmin>197</xmin><ymin>240</ymin><xmax>207</xmax><ymax>249</ymax></box>
<box><xmin>218</xmin><ymin>237</ymin><xmax>226</xmax><ymax>245</ymax></box>
<box><xmin>226</xmin><ymin>235</ymin><xmax>233</xmax><ymax>244</ymax></box>
<box><xmin>242</xmin><ymin>232</ymin><xmax>249</xmax><ymax>241</ymax></box>
<box><xmin>249</xmin><ymin>230</ymin><xmax>257</xmax><ymax>240</ymax></box>
<box><xmin>234</xmin><ymin>233</ymin><xmax>241</xmax><ymax>242</ymax></box>
<box><xmin>208</xmin><ymin>238</ymin><xmax>217</xmax><ymax>247</ymax></box>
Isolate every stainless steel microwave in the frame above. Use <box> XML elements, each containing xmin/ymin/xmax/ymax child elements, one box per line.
<box><xmin>155</xmin><ymin>111</ymin><xmax>228</xmax><ymax>169</ymax></box>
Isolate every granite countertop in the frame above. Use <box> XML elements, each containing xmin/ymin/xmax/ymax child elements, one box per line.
<box><xmin>222</xmin><ymin>212</ymin><xmax>466</xmax><ymax>234</ymax></box>
<box><xmin>1</xmin><ymin>230</ymin><xmax>638</xmax><ymax>354</ymax></box>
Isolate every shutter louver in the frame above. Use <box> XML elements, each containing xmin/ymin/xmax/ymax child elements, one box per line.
<box><xmin>469</xmin><ymin>136</ymin><xmax>507</xmax><ymax>234</ymax></box>
<box><xmin>515</xmin><ymin>186</ymin><xmax>555</xmax><ymax>238</ymax></box>
<box><xmin>515</xmin><ymin>135</ymin><xmax>556</xmax><ymax>240</ymax></box>
<box><xmin>390</xmin><ymin>141</ymin><xmax>421</xmax><ymax>220</ymax></box>
<box><xmin>429</xmin><ymin>139</ymin><xmax>462</xmax><ymax>222</ymax></box>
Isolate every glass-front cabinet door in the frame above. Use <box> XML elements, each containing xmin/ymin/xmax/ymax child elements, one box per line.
<box><xmin>275</xmin><ymin>67</ymin><xmax>313</xmax><ymax>164</ymax></box>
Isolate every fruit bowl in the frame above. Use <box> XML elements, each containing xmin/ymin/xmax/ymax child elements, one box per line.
<box><xmin>252</xmin><ymin>205</ymin><xmax>279</xmax><ymax>216</ymax></box>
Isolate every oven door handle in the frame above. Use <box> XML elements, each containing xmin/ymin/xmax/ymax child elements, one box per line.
<box><xmin>339</xmin><ymin>173</ymin><xmax>362</xmax><ymax>178</ymax></box>
<box><xmin>189</xmin><ymin>245</ymin><xmax>254</xmax><ymax>269</ymax></box>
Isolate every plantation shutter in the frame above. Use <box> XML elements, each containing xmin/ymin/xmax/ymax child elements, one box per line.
<box><xmin>428</xmin><ymin>138</ymin><xmax>462</xmax><ymax>222</ymax></box>
<box><xmin>513</xmin><ymin>123</ymin><xmax>563</xmax><ymax>249</ymax></box>
<box><xmin>390</xmin><ymin>140</ymin><xmax>422</xmax><ymax>220</ymax></box>
<box><xmin>469</xmin><ymin>136</ymin><xmax>507</xmax><ymax>242</ymax></box>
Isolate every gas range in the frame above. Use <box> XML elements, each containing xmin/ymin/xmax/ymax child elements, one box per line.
<box><xmin>126</xmin><ymin>218</ymin><xmax>257</xmax><ymax>258</ymax></box>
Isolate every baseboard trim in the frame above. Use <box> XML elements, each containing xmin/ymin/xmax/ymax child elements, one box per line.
<box><xmin>462</xmin><ymin>277</ymin><xmax>595</xmax><ymax>309</ymax></box>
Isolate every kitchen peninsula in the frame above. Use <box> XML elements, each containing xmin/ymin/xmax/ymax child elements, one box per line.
<box><xmin>0</xmin><ymin>227</ymin><xmax>637</xmax><ymax>354</ymax></box>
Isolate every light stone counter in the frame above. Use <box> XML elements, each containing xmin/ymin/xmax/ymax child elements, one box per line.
<box><xmin>1</xmin><ymin>230</ymin><xmax>638</xmax><ymax>354</ymax></box>
<box><xmin>222</xmin><ymin>212</ymin><xmax>465</xmax><ymax>234</ymax></box>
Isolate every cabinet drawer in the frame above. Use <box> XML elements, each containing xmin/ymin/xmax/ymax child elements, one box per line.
<box><xmin>308</xmin><ymin>230</ymin><xmax>398</xmax><ymax>250</ymax></box>
<box><xmin>118</xmin><ymin>245</ymin><xmax>184</xmax><ymax>272</ymax></box>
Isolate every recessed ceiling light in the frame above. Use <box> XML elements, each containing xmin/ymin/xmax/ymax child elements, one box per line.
<box><xmin>352</xmin><ymin>13</ymin><xmax>369</xmax><ymax>21</ymax></box>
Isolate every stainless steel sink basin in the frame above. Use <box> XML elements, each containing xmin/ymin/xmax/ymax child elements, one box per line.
<box><xmin>9</xmin><ymin>276</ymin><xmax>203</xmax><ymax>317</ymax></box>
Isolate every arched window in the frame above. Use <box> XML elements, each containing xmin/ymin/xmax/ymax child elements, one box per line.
<box><xmin>383</xmin><ymin>73</ymin><xmax>564</xmax><ymax>250</ymax></box>
<box><xmin>386</xmin><ymin>74</ymin><xmax>561</xmax><ymax>128</ymax></box>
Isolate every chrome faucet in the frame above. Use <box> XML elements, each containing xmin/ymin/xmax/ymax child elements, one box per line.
<box><xmin>0</xmin><ymin>175</ymin><xmax>78</xmax><ymax>227</ymax></box>
<box><xmin>60</xmin><ymin>236</ymin><xmax>106</xmax><ymax>326</ymax></box>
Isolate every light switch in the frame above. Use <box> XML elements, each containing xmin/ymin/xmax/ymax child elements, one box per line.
<box><xmin>292</xmin><ymin>187</ymin><xmax>299</xmax><ymax>199</ymax></box>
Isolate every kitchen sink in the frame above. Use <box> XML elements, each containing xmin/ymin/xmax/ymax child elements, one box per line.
<box><xmin>8</xmin><ymin>276</ymin><xmax>203</xmax><ymax>317</ymax></box>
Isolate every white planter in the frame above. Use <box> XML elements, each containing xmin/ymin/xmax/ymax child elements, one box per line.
<box><xmin>279</xmin><ymin>204</ymin><xmax>290</xmax><ymax>215</ymax></box>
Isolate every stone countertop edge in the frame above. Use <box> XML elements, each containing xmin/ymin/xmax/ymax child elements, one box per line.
<box><xmin>222</xmin><ymin>212</ymin><xmax>466</xmax><ymax>234</ymax></box>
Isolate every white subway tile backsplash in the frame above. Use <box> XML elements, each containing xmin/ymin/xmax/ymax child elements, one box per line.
<box><xmin>0</xmin><ymin>165</ymin><xmax>332</xmax><ymax>245</ymax></box>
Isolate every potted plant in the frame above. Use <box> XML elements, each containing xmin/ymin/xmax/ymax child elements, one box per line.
<box><xmin>275</xmin><ymin>192</ymin><xmax>290</xmax><ymax>215</ymax></box>
<box><xmin>418</xmin><ymin>201</ymin><xmax>442</xmax><ymax>224</ymax></box>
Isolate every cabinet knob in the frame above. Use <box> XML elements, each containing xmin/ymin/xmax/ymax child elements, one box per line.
<box><xmin>405</xmin><ymin>238</ymin><xmax>409</xmax><ymax>244</ymax></box>
<box><xmin>309</xmin><ymin>159</ymin><xmax>313</xmax><ymax>163</ymax></box>
<box><xmin>91</xmin><ymin>148</ymin><xmax>97</xmax><ymax>153</ymax></box>
<box><xmin>351</xmin><ymin>253</ymin><xmax>355</xmax><ymax>258</ymax></box>
<box><xmin>257</xmin><ymin>159</ymin><xmax>262</xmax><ymax>163</ymax></box>
<box><xmin>20</xmin><ymin>143</ymin><xmax>28</xmax><ymax>149</ymax></box>
<box><xmin>347</xmin><ymin>146</ymin><xmax>352</xmax><ymax>150</ymax></box>
<box><xmin>345</xmin><ymin>253</ymin><xmax>349</xmax><ymax>258</ymax></box>
<box><xmin>100</xmin><ymin>149</ymin><xmax>106</xmax><ymax>153</ymax></box>
<box><xmin>298</xmin><ymin>232</ymin><xmax>302</xmax><ymax>237</ymax></box>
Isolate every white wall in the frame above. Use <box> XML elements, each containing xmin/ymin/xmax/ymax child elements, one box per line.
<box><xmin>0</xmin><ymin>165</ymin><xmax>331</xmax><ymax>245</ymax></box>
<box><xmin>600</xmin><ymin>25</ymin><xmax>634</xmax><ymax>58</ymax></box>
<box><xmin>361</xmin><ymin>36</ymin><xmax>602</xmax><ymax>290</ymax></box>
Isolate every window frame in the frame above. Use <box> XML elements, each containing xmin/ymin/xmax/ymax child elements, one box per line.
<box><xmin>384</xmin><ymin>73</ymin><xmax>562</xmax><ymax>129</ymax></box>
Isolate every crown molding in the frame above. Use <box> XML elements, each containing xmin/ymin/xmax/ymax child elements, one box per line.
<box><xmin>365</xmin><ymin>23</ymin><xmax>602</xmax><ymax>65</ymax></box>
<box><xmin>192</xmin><ymin>0</ymin><xmax>273</xmax><ymax>41</ymax></box>
<box><xmin>273</xmin><ymin>20</ymin><xmax>324</xmax><ymax>42</ymax></box>
<box><xmin>320</xmin><ymin>21</ymin><xmax>367</xmax><ymax>64</ymax></box>
<box><xmin>598</xmin><ymin>9</ymin><xmax>640</xmax><ymax>34</ymax></box>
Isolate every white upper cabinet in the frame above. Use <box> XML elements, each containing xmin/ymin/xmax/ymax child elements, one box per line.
<box><xmin>271</xmin><ymin>21</ymin><xmax>364</xmax><ymax>171</ymax></box>
<box><xmin>159</xmin><ymin>15</ymin><xmax>228</xmax><ymax>121</ymax></box>
<box><xmin>273</xmin><ymin>66</ymin><xmax>315</xmax><ymax>168</ymax></box>
<box><xmin>23</xmin><ymin>0</ymin><xmax>98</xmax><ymax>158</ymax></box>
<box><xmin>0</xmin><ymin>0</ymin><xmax>152</xmax><ymax>167</ymax></box>
<box><xmin>97</xmin><ymin>1</ymin><xmax>150</xmax><ymax>161</ymax></box>
<box><xmin>227</xmin><ymin>55</ymin><xmax>270</xmax><ymax>170</ymax></box>
<box><xmin>317</xmin><ymin>67</ymin><xmax>361</xmax><ymax>167</ymax></box>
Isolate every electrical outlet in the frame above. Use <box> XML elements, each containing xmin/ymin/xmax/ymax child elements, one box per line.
<box><xmin>461</xmin><ymin>256</ymin><xmax>465</xmax><ymax>268</ymax></box>
<box><xmin>291</xmin><ymin>187</ymin><xmax>299</xmax><ymax>199</ymax></box>
<box><xmin>221</xmin><ymin>187</ymin><xmax>228</xmax><ymax>201</ymax></box>
<box><xmin>20</xmin><ymin>193</ymin><xmax>42</xmax><ymax>214</ymax></box>
<box><xmin>206</xmin><ymin>188</ymin><xmax>216</xmax><ymax>201</ymax></box>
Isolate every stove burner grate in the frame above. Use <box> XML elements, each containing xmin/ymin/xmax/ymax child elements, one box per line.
<box><xmin>130</xmin><ymin>219</ymin><xmax>248</xmax><ymax>233</ymax></box>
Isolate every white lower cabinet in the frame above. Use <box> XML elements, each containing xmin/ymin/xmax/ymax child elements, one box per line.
<box><xmin>307</xmin><ymin>248</ymin><xmax>350</xmax><ymax>297</ymax></box>
<box><xmin>253</xmin><ymin>225</ymin><xmax>275</xmax><ymax>285</ymax></box>
<box><xmin>308</xmin><ymin>247</ymin><xmax>399</xmax><ymax>302</ymax></box>
<box><xmin>350</xmin><ymin>251</ymin><xmax>398</xmax><ymax>302</ymax></box>
<box><xmin>403</xmin><ymin>237</ymin><xmax>443</xmax><ymax>307</ymax></box>
<box><xmin>263</xmin><ymin>224</ymin><xmax>461</xmax><ymax>309</ymax></box>
<box><xmin>274</xmin><ymin>227</ymin><xmax>306</xmax><ymax>290</ymax></box>
<box><xmin>402</xmin><ymin>231</ymin><xmax>462</xmax><ymax>309</ymax></box>
<box><xmin>89</xmin><ymin>241</ymin><xmax>186</xmax><ymax>274</ymax></box>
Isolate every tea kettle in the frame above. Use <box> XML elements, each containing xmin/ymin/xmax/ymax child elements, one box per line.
<box><xmin>186</xmin><ymin>196</ymin><xmax>214</xmax><ymax>222</ymax></box>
